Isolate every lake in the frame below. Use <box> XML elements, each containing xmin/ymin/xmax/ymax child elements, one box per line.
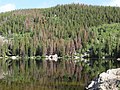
<box><xmin>0</xmin><ymin>57</ymin><xmax>119</xmax><ymax>90</ymax></box>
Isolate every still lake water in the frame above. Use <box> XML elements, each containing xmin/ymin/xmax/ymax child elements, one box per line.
<box><xmin>0</xmin><ymin>57</ymin><xmax>119</xmax><ymax>90</ymax></box>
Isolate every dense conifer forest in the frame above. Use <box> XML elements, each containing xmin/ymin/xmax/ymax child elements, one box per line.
<box><xmin>0</xmin><ymin>4</ymin><xmax>120</xmax><ymax>58</ymax></box>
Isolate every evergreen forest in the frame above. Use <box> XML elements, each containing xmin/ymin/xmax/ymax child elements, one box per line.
<box><xmin>0</xmin><ymin>4</ymin><xmax>120</xmax><ymax>58</ymax></box>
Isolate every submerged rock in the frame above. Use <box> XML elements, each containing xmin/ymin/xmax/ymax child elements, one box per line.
<box><xmin>86</xmin><ymin>68</ymin><xmax>120</xmax><ymax>90</ymax></box>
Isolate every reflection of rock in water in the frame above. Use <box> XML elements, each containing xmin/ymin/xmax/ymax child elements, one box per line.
<box><xmin>0</xmin><ymin>61</ymin><xmax>8</xmax><ymax>79</ymax></box>
<box><xmin>0</xmin><ymin>58</ymin><xmax>24</xmax><ymax>80</ymax></box>
<box><xmin>0</xmin><ymin>66</ymin><xmax>5</xmax><ymax>79</ymax></box>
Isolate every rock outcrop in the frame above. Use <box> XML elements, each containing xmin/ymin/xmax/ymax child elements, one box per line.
<box><xmin>45</xmin><ymin>54</ymin><xmax>58</xmax><ymax>61</ymax></box>
<box><xmin>0</xmin><ymin>35</ymin><xmax>8</xmax><ymax>46</ymax></box>
<box><xmin>86</xmin><ymin>68</ymin><xmax>120</xmax><ymax>90</ymax></box>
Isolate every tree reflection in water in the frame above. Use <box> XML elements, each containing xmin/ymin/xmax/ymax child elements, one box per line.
<box><xmin>0</xmin><ymin>58</ymin><xmax>119</xmax><ymax>90</ymax></box>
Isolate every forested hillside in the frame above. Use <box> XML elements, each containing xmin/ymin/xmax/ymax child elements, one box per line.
<box><xmin>0</xmin><ymin>4</ymin><xmax>120</xmax><ymax>57</ymax></box>
<box><xmin>88</xmin><ymin>23</ymin><xmax>120</xmax><ymax>58</ymax></box>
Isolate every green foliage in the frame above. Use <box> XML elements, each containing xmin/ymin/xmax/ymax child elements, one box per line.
<box><xmin>89</xmin><ymin>23</ymin><xmax>120</xmax><ymax>57</ymax></box>
<box><xmin>0</xmin><ymin>4</ymin><xmax>120</xmax><ymax>56</ymax></box>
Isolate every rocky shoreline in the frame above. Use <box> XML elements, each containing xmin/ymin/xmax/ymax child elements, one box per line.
<box><xmin>86</xmin><ymin>68</ymin><xmax>120</xmax><ymax>90</ymax></box>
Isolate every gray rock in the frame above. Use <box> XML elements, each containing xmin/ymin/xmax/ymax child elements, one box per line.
<box><xmin>86</xmin><ymin>68</ymin><xmax>120</xmax><ymax>90</ymax></box>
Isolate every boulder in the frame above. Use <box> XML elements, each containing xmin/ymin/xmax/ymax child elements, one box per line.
<box><xmin>86</xmin><ymin>68</ymin><xmax>120</xmax><ymax>90</ymax></box>
<box><xmin>45</xmin><ymin>54</ymin><xmax>58</xmax><ymax>61</ymax></box>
